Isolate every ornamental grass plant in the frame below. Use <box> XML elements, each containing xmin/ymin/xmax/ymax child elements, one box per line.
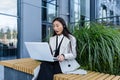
<box><xmin>73</xmin><ymin>23</ymin><xmax>120</xmax><ymax>75</ymax></box>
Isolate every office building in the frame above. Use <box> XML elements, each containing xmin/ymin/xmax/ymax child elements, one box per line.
<box><xmin>0</xmin><ymin>0</ymin><xmax>120</xmax><ymax>60</ymax></box>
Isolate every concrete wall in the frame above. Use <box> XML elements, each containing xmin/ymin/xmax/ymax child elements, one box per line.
<box><xmin>19</xmin><ymin>0</ymin><xmax>42</xmax><ymax>58</ymax></box>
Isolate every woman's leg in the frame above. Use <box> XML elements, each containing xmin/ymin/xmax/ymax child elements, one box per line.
<box><xmin>53</xmin><ymin>61</ymin><xmax>62</xmax><ymax>74</ymax></box>
<box><xmin>36</xmin><ymin>62</ymin><xmax>54</xmax><ymax>80</ymax></box>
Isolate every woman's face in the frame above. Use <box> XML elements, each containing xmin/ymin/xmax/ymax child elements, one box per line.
<box><xmin>53</xmin><ymin>21</ymin><xmax>64</xmax><ymax>35</ymax></box>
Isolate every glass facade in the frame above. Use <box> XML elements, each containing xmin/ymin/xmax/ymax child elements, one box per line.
<box><xmin>42</xmin><ymin>0</ymin><xmax>58</xmax><ymax>41</ymax></box>
<box><xmin>0</xmin><ymin>0</ymin><xmax>17</xmax><ymax>60</ymax></box>
<box><xmin>96</xmin><ymin>0</ymin><xmax>120</xmax><ymax>25</ymax></box>
<box><xmin>74</xmin><ymin>0</ymin><xmax>81</xmax><ymax>23</ymax></box>
<box><xmin>0</xmin><ymin>0</ymin><xmax>119</xmax><ymax>60</ymax></box>
<box><xmin>69</xmin><ymin>0</ymin><xmax>81</xmax><ymax>29</ymax></box>
<box><xmin>0</xmin><ymin>0</ymin><xmax>17</xmax><ymax>16</ymax></box>
<box><xmin>72</xmin><ymin>0</ymin><xmax>88</xmax><ymax>27</ymax></box>
<box><xmin>72</xmin><ymin>0</ymin><xmax>87</xmax><ymax>27</ymax></box>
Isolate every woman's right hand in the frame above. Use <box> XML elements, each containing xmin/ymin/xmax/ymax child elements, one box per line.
<box><xmin>57</xmin><ymin>54</ymin><xmax>65</xmax><ymax>62</ymax></box>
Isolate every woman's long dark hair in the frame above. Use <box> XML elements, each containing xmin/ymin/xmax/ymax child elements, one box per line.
<box><xmin>52</xmin><ymin>17</ymin><xmax>72</xmax><ymax>38</ymax></box>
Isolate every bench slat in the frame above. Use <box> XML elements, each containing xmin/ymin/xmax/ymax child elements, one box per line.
<box><xmin>68</xmin><ymin>75</ymin><xmax>83</xmax><ymax>80</ymax></box>
<box><xmin>88</xmin><ymin>73</ymin><xmax>105</xmax><ymax>80</ymax></box>
<box><xmin>80</xmin><ymin>72</ymin><xmax>100</xmax><ymax>80</ymax></box>
<box><xmin>104</xmin><ymin>75</ymin><xmax>115</xmax><ymax>80</ymax></box>
<box><xmin>96</xmin><ymin>74</ymin><xmax>110</xmax><ymax>80</ymax></box>
<box><xmin>77</xmin><ymin>72</ymin><xmax>97</xmax><ymax>80</ymax></box>
<box><xmin>112</xmin><ymin>76</ymin><xmax>120</xmax><ymax>80</ymax></box>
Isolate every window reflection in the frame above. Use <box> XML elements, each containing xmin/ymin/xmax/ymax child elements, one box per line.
<box><xmin>0</xmin><ymin>15</ymin><xmax>17</xmax><ymax>47</ymax></box>
<box><xmin>0</xmin><ymin>0</ymin><xmax>17</xmax><ymax>60</ymax></box>
<box><xmin>42</xmin><ymin>0</ymin><xmax>57</xmax><ymax>41</ymax></box>
<box><xmin>48</xmin><ymin>0</ymin><xmax>56</xmax><ymax>4</ymax></box>
<box><xmin>0</xmin><ymin>0</ymin><xmax>17</xmax><ymax>16</ymax></box>
<box><xmin>74</xmin><ymin>0</ymin><xmax>80</xmax><ymax>22</ymax></box>
<box><xmin>48</xmin><ymin>4</ymin><xmax>56</xmax><ymax>22</ymax></box>
<box><xmin>42</xmin><ymin>0</ymin><xmax>57</xmax><ymax>22</ymax></box>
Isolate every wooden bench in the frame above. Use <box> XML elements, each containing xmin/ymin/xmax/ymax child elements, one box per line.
<box><xmin>0</xmin><ymin>58</ymin><xmax>120</xmax><ymax>80</ymax></box>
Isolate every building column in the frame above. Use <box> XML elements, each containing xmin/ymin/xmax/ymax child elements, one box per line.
<box><xmin>57</xmin><ymin>0</ymin><xmax>69</xmax><ymax>24</ymax></box>
<box><xmin>69</xmin><ymin>0</ymin><xmax>75</xmax><ymax>23</ymax></box>
<box><xmin>90</xmin><ymin>0</ymin><xmax>96</xmax><ymax>21</ymax></box>
<box><xmin>18</xmin><ymin>0</ymin><xmax>42</xmax><ymax>58</ymax></box>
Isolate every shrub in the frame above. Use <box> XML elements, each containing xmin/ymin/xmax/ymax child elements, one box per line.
<box><xmin>73</xmin><ymin>23</ymin><xmax>120</xmax><ymax>75</ymax></box>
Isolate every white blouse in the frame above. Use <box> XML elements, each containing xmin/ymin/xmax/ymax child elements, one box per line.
<box><xmin>57</xmin><ymin>34</ymin><xmax>64</xmax><ymax>47</ymax></box>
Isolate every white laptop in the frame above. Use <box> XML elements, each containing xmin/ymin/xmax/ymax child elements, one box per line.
<box><xmin>25</xmin><ymin>42</ymin><xmax>57</xmax><ymax>62</ymax></box>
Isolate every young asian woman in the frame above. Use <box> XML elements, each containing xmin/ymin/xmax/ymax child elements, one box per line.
<box><xmin>35</xmin><ymin>17</ymin><xmax>87</xmax><ymax>80</ymax></box>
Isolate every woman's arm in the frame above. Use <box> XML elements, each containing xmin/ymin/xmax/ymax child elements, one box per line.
<box><xmin>63</xmin><ymin>35</ymin><xmax>77</xmax><ymax>60</ymax></box>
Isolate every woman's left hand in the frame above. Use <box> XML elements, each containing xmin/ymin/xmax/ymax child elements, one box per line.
<box><xmin>57</xmin><ymin>54</ymin><xmax>65</xmax><ymax>62</ymax></box>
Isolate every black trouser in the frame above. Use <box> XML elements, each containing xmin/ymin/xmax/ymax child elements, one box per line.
<box><xmin>36</xmin><ymin>61</ymin><xmax>62</xmax><ymax>80</ymax></box>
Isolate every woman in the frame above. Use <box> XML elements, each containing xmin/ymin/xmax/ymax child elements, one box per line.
<box><xmin>36</xmin><ymin>17</ymin><xmax>85</xmax><ymax>80</ymax></box>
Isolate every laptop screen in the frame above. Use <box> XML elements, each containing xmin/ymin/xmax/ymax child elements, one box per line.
<box><xmin>25</xmin><ymin>42</ymin><xmax>55</xmax><ymax>62</ymax></box>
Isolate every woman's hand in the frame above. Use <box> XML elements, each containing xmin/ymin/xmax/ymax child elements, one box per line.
<box><xmin>57</xmin><ymin>54</ymin><xmax>65</xmax><ymax>62</ymax></box>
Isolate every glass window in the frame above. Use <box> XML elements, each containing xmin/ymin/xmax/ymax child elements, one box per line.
<box><xmin>42</xmin><ymin>7</ymin><xmax>47</xmax><ymax>21</ymax></box>
<box><xmin>74</xmin><ymin>0</ymin><xmax>81</xmax><ymax>22</ymax></box>
<box><xmin>42</xmin><ymin>0</ymin><xmax>58</xmax><ymax>41</ymax></box>
<box><xmin>42</xmin><ymin>0</ymin><xmax>57</xmax><ymax>22</ymax></box>
<box><xmin>47</xmin><ymin>0</ymin><xmax>56</xmax><ymax>4</ymax></box>
<box><xmin>48</xmin><ymin>4</ymin><xmax>56</xmax><ymax>22</ymax></box>
<box><xmin>0</xmin><ymin>0</ymin><xmax>17</xmax><ymax>60</ymax></box>
<box><xmin>0</xmin><ymin>0</ymin><xmax>17</xmax><ymax>16</ymax></box>
<box><xmin>0</xmin><ymin>15</ymin><xmax>17</xmax><ymax>46</ymax></box>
